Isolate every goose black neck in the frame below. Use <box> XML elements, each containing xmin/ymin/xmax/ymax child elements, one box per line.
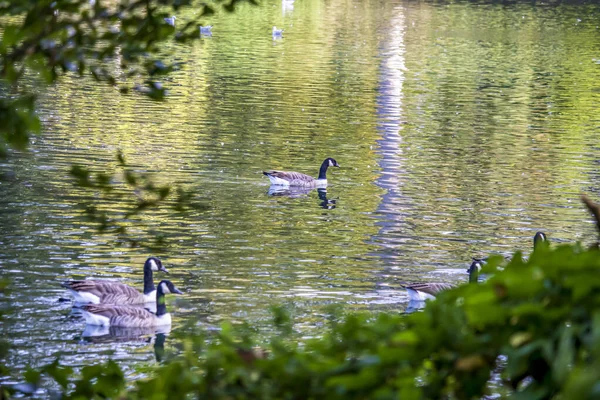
<box><xmin>143</xmin><ymin>263</ymin><xmax>155</xmax><ymax>295</ymax></box>
<box><xmin>468</xmin><ymin>268</ymin><xmax>479</xmax><ymax>284</ymax></box>
<box><xmin>318</xmin><ymin>160</ymin><xmax>329</xmax><ymax>180</ymax></box>
<box><xmin>156</xmin><ymin>284</ymin><xmax>167</xmax><ymax>316</ymax></box>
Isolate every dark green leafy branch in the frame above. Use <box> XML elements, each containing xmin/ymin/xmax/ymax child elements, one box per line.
<box><xmin>69</xmin><ymin>151</ymin><xmax>208</xmax><ymax>249</ymax></box>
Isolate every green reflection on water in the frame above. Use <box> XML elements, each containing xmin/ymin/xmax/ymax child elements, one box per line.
<box><xmin>0</xmin><ymin>0</ymin><xmax>599</xmax><ymax>387</ymax></box>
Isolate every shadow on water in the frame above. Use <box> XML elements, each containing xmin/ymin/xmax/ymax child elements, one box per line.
<box><xmin>267</xmin><ymin>187</ymin><xmax>337</xmax><ymax>209</ymax></box>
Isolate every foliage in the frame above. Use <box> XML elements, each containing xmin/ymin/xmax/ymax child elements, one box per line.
<box><xmin>10</xmin><ymin>243</ymin><xmax>600</xmax><ymax>399</ymax></box>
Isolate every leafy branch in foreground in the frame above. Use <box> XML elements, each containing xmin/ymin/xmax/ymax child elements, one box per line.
<box><xmin>69</xmin><ymin>151</ymin><xmax>208</xmax><ymax>249</ymax></box>
<box><xmin>0</xmin><ymin>0</ymin><xmax>256</xmax><ymax>156</ymax></box>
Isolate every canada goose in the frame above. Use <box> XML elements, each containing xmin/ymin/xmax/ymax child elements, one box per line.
<box><xmin>164</xmin><ymin>16</ymin><xmax>176</xmax><ymax>26</ymax></box>
<box><xmin>61</xmin><ymin>257</ymin><xmax>168</xmax><ymax>305</ymax></box>
<box><xmin>80</xmin><ymin>280</ymin><xmax>182</xmax><ymax>327</ymax></box>
<box><xmin>263</xmin><ymin>158</ymin><xmax>340</xmax><ymax>187</ymax></box>
<box><xmin>272</xmin><ymin>26</ymin><xmax>284</xmax><ymax>38</ymax></box>
<box><xmin>404</xmin><ymin>259</ymin><xmax>483</xmax><ymax>301</ymax></box>
<box><xmin>199</xmin><ymin>25</ymin><xmax>213</xmax><ymax>35</ymax></box>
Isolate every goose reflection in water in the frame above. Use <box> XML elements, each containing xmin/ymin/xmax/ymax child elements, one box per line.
<box><xmin>81</xmin><ymin>324</ymin><xmax>171</xmax><ymax>342</ymax></box>
<box><xmin>80</xmin><ymin>326</ymin><xmax>170</xmax><ymax>361</ymax></box>
<box><xmin>268</xmin><ymin>187</ymin><xmax>336</xmax><ymax>209</ymax></box>
<box><xmin>405</xmin><ymin>300</ymin><xmax>426</xmax><ymax>314</ymax></box>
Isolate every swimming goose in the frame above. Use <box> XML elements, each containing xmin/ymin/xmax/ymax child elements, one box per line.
<box><xmin>61</xmin><ymin>257</ymin><xmax>168</xmax><ymax>305</ymax></box>
<box><xmin>199</xmin><ymin>25</ymin><xmax>213</xmax><ymax>35</ymax></box>
<box><xmin>272</xmin><ymin>26</ymin><xmax>284</xmax><ymax>38</ymax></box>
<box><xmin>404</xmin><ymin>259</ymin><xmax>483</xmax><ymax>301</ymax></box>
<box><xmin>81</xmin><ymin>280</ymin><xmax>182</xmax><ymax>327</ymax></box>
<box><xmin>263</xmin><ymin>157</ymin><xmax>340</xmax><ymax>187</ymax></box>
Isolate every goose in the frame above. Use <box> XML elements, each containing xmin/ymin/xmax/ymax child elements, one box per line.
<box><xmin>164</xmin><ymin>16</ymin><xmax>176</xmax><ymax>26</ymax></box>
<box><xmin>199</xmin><ymin>25</ymin><xmax>213</xmax><ymax>35</ymax></box>
<box><xmin>404</xmin><ymin>259</ymin><xmax>483</xmax><ymax>301</ymax></box>
<box><xmin>263</xmin><ymin>157</ymin><xmax>340</xmax><ymax>187</ymax></box>
<box><xmin>80</xmin><ymin>280</ymin><xmax>182</xmax><ymax>327</ymax></box>
<box><xmin>272</xmin><ymin>26</ymin><xmax>284</xmax><ymax>38</ymax></box>
<box><xmin>61</xmin><ymin>257</ymin><xmax>168</xmax><ymax>305</ymax></box>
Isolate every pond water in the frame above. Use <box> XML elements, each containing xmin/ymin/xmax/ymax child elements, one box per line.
<box><xmin>1</xmin><ymin>0</ymin><xmax>600</xmax><ymax>394</ymax></box>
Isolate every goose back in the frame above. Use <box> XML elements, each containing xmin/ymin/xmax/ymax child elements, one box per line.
<box><xmin>62</xmin><ymin>280</ymin><xmax>145</xmax><ymax>304</ymax></box>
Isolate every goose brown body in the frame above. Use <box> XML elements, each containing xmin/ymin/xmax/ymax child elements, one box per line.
<box><xmin>62</xmin><ymin>281</ymin><xmax>146</xmax><ymax>304</ymax></box>
<box><xmin>262</xmin><ymin>171</ymin><xmax>318</xmax><ymax>187</ymax></box>
<box><xmin>403</xmin><ymin>282</ymin><xmax>454</xmax><ymax>300</ymax></box>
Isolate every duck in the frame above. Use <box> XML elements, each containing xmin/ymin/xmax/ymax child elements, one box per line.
<box><xmin>199</xmin><ymin>25</ymin><xmax>213</xmax><ymax>35</ymax></box>
<box><xmin>404</xmin><ymin>259</ymin><xmax>483</xmax><ymax>301</ymax></box>
<box><xmin>80</xmin><ymin>280</ymin><xmax>182</xmax><ymax>327</ymax></box>
<box><xmin>272</xmin><ymin>26</ymin><xmax>284</xmax><ymax>38</ymax></box>
<box><xmin>164</xmin><ymin>16</ymin><xmax>176</xmax><ymax>26</ymax></box>
<box><xmin>263</xmin><ymin>157</ymin><xmax>340</xmax><ymax>187</ymax></box>
<box><xmin>61</xmin><ymin>257</ymin><xmax>168</xmax><ymax>305</ymax></box>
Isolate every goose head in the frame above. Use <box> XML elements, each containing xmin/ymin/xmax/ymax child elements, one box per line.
<box><xmin>158</xmin><ymin>280</ymin><xmax>183</xmax><ymax>295</ymax></box>
<box><xmin>146</xmin><ymin>257</ymin><xmax>168</xmax><ymax>274</ymax></box>
<box><xmin>325</xmin><ymin>158</ymin><xmax>340</xmax><ymax>168</ymax></box>
<box><xmin>533</xmin><ymin>231</ymin><xmax>548</xmax><ymax>250</ymax></box>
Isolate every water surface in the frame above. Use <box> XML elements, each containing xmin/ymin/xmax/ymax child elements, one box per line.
<box><xmin>1</xmin><ymin>0</ymin><xmax>600</xmax><ymax>393</ymax></box>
